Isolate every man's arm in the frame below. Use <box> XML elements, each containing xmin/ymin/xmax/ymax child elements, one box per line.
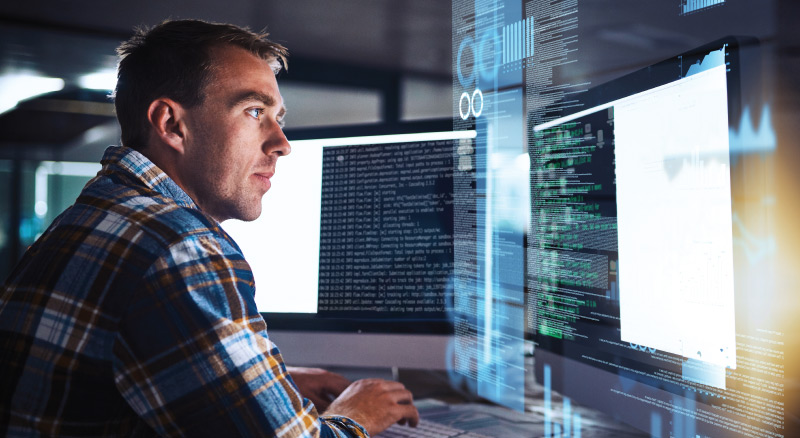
<box><xmin>111</xmin><ymin>234</ymin><xmax>370</xmax><ymax>437</ymax></box>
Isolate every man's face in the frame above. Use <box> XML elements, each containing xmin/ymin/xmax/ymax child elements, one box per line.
<box><xmin>179</xmin><ymin>45</ymin><xmax>290</xmax><ymax>222</ymax></box>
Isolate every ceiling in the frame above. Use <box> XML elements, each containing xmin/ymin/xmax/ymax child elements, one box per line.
<box><xmin>0</xmin><ymin>0</ymin><xmax>453</xmax><ymax>77</ymax></box>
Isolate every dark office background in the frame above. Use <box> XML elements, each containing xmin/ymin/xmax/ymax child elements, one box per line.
<box><xmin>0</xmin><ymin>0</ymin><xmax>798</xmax><ymax>284</ymax></box>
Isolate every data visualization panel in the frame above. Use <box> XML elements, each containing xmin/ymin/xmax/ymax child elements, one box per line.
<box><xmin>454</xmin><ymin>1</ymin><xmax>794</xmax><ymax>433</ymax></box>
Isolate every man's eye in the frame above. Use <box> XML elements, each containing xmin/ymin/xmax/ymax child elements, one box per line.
<box><xmin>247</xmin><ymin>108</ymin><xmax>264</xmax><ymax>119</ymax></box>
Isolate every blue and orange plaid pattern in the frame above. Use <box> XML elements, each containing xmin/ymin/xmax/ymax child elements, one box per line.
<box><xmin>0</xmin><ymin>146</ymin><xmax>368</xmax><ymax>438</ymax></box>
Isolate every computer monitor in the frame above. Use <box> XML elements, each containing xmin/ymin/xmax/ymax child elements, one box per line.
<box><xmin>526</xmin><ymin>38</ymin><xmax>790</xmax><ymax>437</ymax></box>
<box><xmin>222</xmin><ymin>123</ymin><xmax>475</xmax><ymax>370</ymax></box>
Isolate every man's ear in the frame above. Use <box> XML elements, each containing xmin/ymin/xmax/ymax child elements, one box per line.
<box><xmin>147</xmin><ymin>98</ymin><xmax>187</xmax><ymax>154</ymax></box>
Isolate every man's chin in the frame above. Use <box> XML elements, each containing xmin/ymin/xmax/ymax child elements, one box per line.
<box><xmin>215</xmin><ymin>204</ymin><xmax>262</xmax><ymax>223</ymax></box>
<box><xmin>235</xmin><ymin>205</ymin><xmax>263</xmax><ymax>223</ymax></box>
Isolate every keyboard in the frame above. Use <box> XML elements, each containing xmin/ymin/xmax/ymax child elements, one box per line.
<box><xmin>377</xmin><ymin>418</ymin><xmax>492</xmax><ymax>438</ymax></box>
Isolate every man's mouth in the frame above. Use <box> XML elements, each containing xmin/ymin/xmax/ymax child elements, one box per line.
<box><xmin>253</xmin><ymin>172</ymin><xmax>274</xmax><ymax>190</ymax></box>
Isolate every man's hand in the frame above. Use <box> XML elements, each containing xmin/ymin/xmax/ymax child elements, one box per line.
<box><xmin>286</xmin><ymin>367</ymin><xmax>351</xmax><ymax>412</ymax></box>
<box><xmin>324</xmin><ymin>378</ymin><xmax>419</xmax><ymax>436</ymax></box>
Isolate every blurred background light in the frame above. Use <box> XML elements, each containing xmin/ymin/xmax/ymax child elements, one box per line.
<box><xmin>0</xmin><ymin>73</ymin><xmax>65</xmax><ymax>114</ymax></box>
<box><xmin>78</xmin><ymin>70</ymin><xmax>117</xmax><ymax>91</ymax></box>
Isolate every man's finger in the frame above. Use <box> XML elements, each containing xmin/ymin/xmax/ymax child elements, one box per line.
<box><xmin>386</xmin><ymin>387</ymin><xmax>414</xmax><ymax>405</ymax></box>
<box><xmin>396</xmin><ymin>402</ymin><xmax>420</xmax><ymax>427</ymax></box>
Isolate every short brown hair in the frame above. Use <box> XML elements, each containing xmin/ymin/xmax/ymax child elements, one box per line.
<box><xmin>113</xmin><ymin>19</ymin><xmax>288</xmax><ymax>149</ymax></box>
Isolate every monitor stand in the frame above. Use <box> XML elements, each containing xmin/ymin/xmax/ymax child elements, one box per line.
<box><xmin>269</xmin><ymin>330</ymin><xmax>452</xmax><ymax>370</ymax></box>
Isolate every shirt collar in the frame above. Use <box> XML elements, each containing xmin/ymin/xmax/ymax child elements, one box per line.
<box><xmin>99</xmin><ymin>145</ymin><xmax>198</xmax><ymax>209</ymax></box>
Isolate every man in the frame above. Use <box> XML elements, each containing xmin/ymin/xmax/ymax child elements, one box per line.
<box><xmin>0</xmin><ymin>19</ymin><xmax>418</xmax><ymax>437</ymax></box>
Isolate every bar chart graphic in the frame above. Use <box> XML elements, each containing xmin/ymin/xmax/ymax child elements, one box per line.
<box><xmin>544</xmin><ymin>364</ymin><xmax>583</xmax><ymax>437</ymax></box>
<box><xmin>681</xmin><ymin>0</ymin><xmax>725</xmax><ymax>15</ymax></box>
<box><xmin>502</xmin><ymin>17</ymin><xmax>534</xmax><ymax>65</ymax></box>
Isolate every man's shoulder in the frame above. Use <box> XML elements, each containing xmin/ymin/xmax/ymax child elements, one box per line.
<box><xmin>49</xmin><ymin>171</ymin><xmax>239</xmax><ymax>261</ymax></box>
<box><xmin>2</xmin><ymin>165</ymin><xmax>248</xmax><ymax>305</ymax></box>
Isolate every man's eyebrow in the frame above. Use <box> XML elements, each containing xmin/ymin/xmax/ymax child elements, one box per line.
<box><xmin>228</xmin><ymin>91</ymin><xmax>277</xmax><ymax>109</ymax></box>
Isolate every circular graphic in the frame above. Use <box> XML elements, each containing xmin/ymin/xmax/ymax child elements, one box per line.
<box><xmin>459</xmin><ymin>92</ymin><xmax>471</xmax><ymax>120</ymax></box>
<box><xmin>477</xmin><ymin>30</ymin><xmax>501</xmax><ymax>83</ymax></box>
<box><xmin>471</xmin><ymin>89</ymin><xmax>484</xmax><ymax>117</ymax></box>
<box><xmin>457</xmin><ymin>37</ymin><xmax>476</xmax><ymax>87</ymax></box>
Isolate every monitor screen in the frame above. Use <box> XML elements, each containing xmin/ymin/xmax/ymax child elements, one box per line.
<box><xmin>222</xmin><ymin>128</ymin><xmax>476</xmax><ymax>368</ymax></box>
<box><xmin>525</xmin><ymin>38</ymin><xmax>785</xmax><ymax>438</ymax></box>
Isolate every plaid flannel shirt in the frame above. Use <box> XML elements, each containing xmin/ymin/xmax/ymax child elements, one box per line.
<box><xmin>0</xmin><ymin>146</ymin><xmax>368</xmax><ymax>438</ymax></box>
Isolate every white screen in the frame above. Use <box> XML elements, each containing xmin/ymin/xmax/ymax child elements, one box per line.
<box><xmin>615</xmin><ymin>65</ymin><xmax>736</xmax><ymax>371</ymax></box>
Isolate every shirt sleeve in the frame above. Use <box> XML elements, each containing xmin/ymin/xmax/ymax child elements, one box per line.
<box><xmin>111</xmin><ymin>233</ymin><xmax>369</xmax><ymax>438</ymax></box>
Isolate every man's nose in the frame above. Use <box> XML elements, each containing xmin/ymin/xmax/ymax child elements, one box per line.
<box><xmin>268</xmin><ymin>126</ymin><xmax>291</xmax><ymax>157</ymax></box>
